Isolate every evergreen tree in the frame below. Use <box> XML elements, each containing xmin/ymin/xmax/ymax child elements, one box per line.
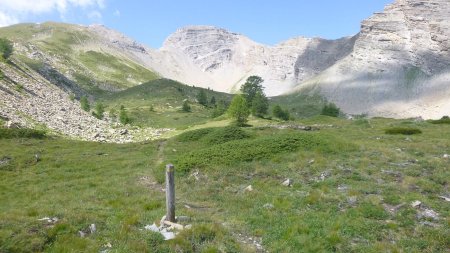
<box><xmin>240</xmin><ymin>76</ymin><xmax>264</xmax><ymax>106</ymax></box>
<box><xmin>251</xmin><ymin>91</ymin><xmax>269</xmax><ymax>117</ymax></box>
<box><xmin>119</xmin><ymin>105</ymin><xmax>131</xmax><ymax>124</ymax></box>
<box><xmin>273</xmin><ymin>105</ymin><xmax>290</xmax><ymax>121</ymax></box>
<box><xmin>0</xmin><ymin>38</ymin><xmax>13</xmax><ymax>60</ymax></box>
<box><xmin>182</xmin><ymin>100</ymin><xmax>191</xmax><ymax>112</ymax></box>
<box><xmin>196</xmin><ymin>89</ymin><xmax>208</xmax><ymax>106</ymax></box>
<box><xmin>321</xmin><ymin>103</ymin><xmax>340</xmax><ymax>117</ymax></box>
<box><xmin>210</xmin><ymin>96</ymin><xmax>216</xmax><ymax>107</ymax></box>
<box><xmin>92</xmin><ymin>102</ymin><xmax>105</xmax><ymax>119</ymax></box>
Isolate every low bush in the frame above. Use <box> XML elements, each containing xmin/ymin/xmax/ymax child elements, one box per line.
<box><xmin>202</xmin><ymin>126</ymin><xmax>250</xmax><ymax>145</ymax></box>
<box><xmin>385</xmin><ymin>127</ymin><xmax>422</xmax><ymax>135</ymax></box>
<box><xmin>174</xmin><ymin>132</ymin><xmax>351</xmax><ymax>173</ymax></box>
<box><xmin>0</xmin><ymin>128</ymin><xmax>46</xmax><ymax>139</ymax></box>
<box><xmin>176</xmin><ymin>128</ymin><xmax>215</xmax><ymax>142</ymax></box>
<box><xmin>428</xmin><ymin>116</ymin><xmax>450</xmax><ymax>125</ymax></box>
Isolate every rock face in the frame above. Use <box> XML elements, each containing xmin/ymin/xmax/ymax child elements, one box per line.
<box><xmin>1</xmin><ymin>0</ymin><xmax>449</xmax><ymax>123</ymax></box>
<box><xmin>294</xmin><ymin>0</ymin><xmax>450</xmax><ymax>118</ymax></box>
<box><xmin>160</xmin><ymin>26</ymin><xmax>356</xmax><ymax>95</ymax></box>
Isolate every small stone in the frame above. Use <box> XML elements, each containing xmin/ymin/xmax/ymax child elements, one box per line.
<box><xmin>282</xmin><ymin>178</ymin><xmax>293</xmax><ymax>187</ymax></box>
<box><xmin>244</xmin><ymin>185</ymin><xmax>253</xmax><ymax>192</ymax></box>
<box><xmin>184</xmin><ymin>224</ymin><xmax>192</xmax><ymax>229</ymax></box>
<box><xmin>144</xmin><ymin>223</ymin><xmax>159</xmax><ymax>232</ymax></box>
<box><xmin>438</xmin><ymin>196</ymin><xmax>450</xmax><ymax>202</ymax></box>
<box><xmin>78</xmin><ymin>230</ymin><xmax>86</xmax><ymax>238</ymax></box>
<box><xmin>89</xmin><ymin>224</ymin><xmax>96</xmax><ymax>234</ymax></box>
<box><xmin>417</xmin><ymin>208</ymin><xmax>439</xmax><ymax>221</ymax></box>
<box><xmin>263</xmin><ymin>203</ymin><xmax>274</xmax><ymax>209</ymax></box>
<box><xmin>308</xmin><ymin>159</ymin><xmax>315</xmax><ymax>164</ymax></box>
<box><xmin>443</xmin><ymin>154</ymin><xmax>449</xmax><ymax>159</ymax></box>
<box><xmin>347</xmin><ymin>196</ymin><xmax>358</xmax><ymax>206</ymax></box>
<box><xmin>411</xmin><ymin>200</ymin><xmax>422</xmax><ymax>208</ymax></box>
<box><xmin>161</xmin><ymin>231</ymin><xmax>176</xmax><ymax>240</ymax></box>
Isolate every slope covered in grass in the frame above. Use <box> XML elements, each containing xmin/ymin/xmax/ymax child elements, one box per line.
<box><xmin>1</xmin><ymin>117</ymin><xmax>449</xmax><ymax>252</ymax></box>
<box><xmin>101</xmin><ymin>79</ymin><xmax>234</xmax><ymax>129</ymax></box>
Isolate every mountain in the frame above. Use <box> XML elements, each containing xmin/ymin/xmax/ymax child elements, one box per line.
<box><xmin>1</xmin><ymin>0</ymin><xmax>450</xmax><ymax>125</ymax></box>
<box><xmin>291</xmin><ymin>0</ymin><xmax>450</xmax><ymax>119</ymax></box>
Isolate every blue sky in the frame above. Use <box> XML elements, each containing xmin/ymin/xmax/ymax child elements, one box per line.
<box><xmin>0</xmin><ymin>0</ymin><xmax>393</xmax><ymax>48</ymax></box>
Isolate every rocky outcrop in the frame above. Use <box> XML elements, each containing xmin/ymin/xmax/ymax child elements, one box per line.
<box><xmin>0</xmin><ymin>61</ymin><xmax>171</xmax><ymax>142</ymax></box>
<box><xmin>160</xmin><ymin>26</ymin><xmax>355</xmax><ymax>95</ymax></box>
<box><xmin>293</xmin><ymin>0</ymin><xmax>450</xmax><ymax>119</ymax></box>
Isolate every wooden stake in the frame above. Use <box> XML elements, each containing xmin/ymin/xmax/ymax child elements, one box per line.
<box><xmin>165</xmin><ymin>164</ymin><xmax>175</xmax><ymax>222</ymax></box>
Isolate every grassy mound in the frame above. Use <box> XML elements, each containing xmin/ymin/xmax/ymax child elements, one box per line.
<box><xmin>174</xmin><ymin>132</ymin><xmax>353</xmax><ymax>173</ymax></box>
<box><xmin>177</xmin><ymin>126</ymin><xmax>251</xmax><ymax>145</ymax></box>
<box><xmin>0</xmin><ymin>128</ymin><xmax>46</xmax><ymax>139</ymax></box>
<box><xmin>385</xmin><ymin>127</ymin><xmax>422</xmax><ymax>135</ymax></box>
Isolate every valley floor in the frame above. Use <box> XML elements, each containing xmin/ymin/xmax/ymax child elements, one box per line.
<box><xmin>0</xmin><ymin>117</ymin><xmax>449</xmax><ymax>252</ymax></box>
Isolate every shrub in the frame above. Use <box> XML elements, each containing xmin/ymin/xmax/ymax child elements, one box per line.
<box><xmin>385</xmin><ymin>127</ymin><xmax>422</xmax><ymax>135</ymax></box>
<box><xmin>321</xmin><ymin>103</ymin><xmax>340</xmax><ymax>117</ymax></box>
<box><xmin>92</xmin><ymin>102</ymin><xmax>105</xmax><ymax>119</ymax></box>
<box><xmin>428</xmin><ymin>116</ymin><xmax>450</xmax><ymax>125</ymax></box>
<box><xmin>202</xmin><ymin>126</ymin><xmax>250</xmax><ymax>145</ymax></box>
<box><xmin>119</xmin><ymin>105</ymin><xmax>131</xmax><ymax>124</ymax></box>
<box><xmin>176</xmin><ymin>128</ymin><xmax>215</xmax><ymax>142</ymax></box>
<box><xmin>0</xmin><ymin>128</ymin><xmax>46</xmax><ymax>139</ymax></box>
<box><xmin>227</xmin><ymin>95</ymin><xmax>250</xmax><ymax>126</ymax></box>
<box><xmin>0</xmin><ymin>69</ymin><xmax>4</xmax><ymax>80</ymax></box>
<box><xmin>272</xmin><ymin>105</ymin><xmax>290</xmax><ymax>121</ymax></box>
<box><xmin>182</xmin><ymin>100</ymin><xmax>191</xmax><ymax>112</ymax></box>
<box><xmin>0</xmin><ymin>38</ymin><xmax>13</xmax><ymax>60</ymax></box>
<box><xmin>174</xmin><ymin>132</ymin><xmax>351</xmax><ymax>173</ymax></box>
<box><xmin>80</xmin><ymin>96</ymin><xmax>90</xmax><ymax>112</ymax></box>
<box><xmin>196</xmin><ymin>89</ymin><xmax>208</xmax><ymax>106</ymax></box>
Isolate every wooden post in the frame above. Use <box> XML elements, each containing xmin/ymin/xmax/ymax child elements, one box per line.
<box><xmin>165</xmin><ymin>164</ymin><xmax>175</xmax><ymax>222</ymax></box>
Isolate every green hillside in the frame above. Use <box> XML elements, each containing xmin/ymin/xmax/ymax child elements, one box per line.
<box><xmin>0</xmin><ymin>22</ymin><xmax>159</xmax><ymax>96</ymax></box>
<box><xmin>101</xmin><ymin>79</ymin><xmax>234</xmax><ymax>129</ymax></box>
<box><xmin>1</xmin><ymin>117</ymin><xmax>448</xmax><ymax>252</ymax></box>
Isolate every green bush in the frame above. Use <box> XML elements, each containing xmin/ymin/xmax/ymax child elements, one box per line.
<box><xmin>321</xmin><ymin>103</ymin><xmax>340</xmax><ymax>117</ymax></box>
<box><xmin>182</xmin><ymin>100</ymin><xmax>191</xmax><ymax>112</ymax></box>
<box><xmin>428</xmin><ymin>116</ymin><xmax>450</xmax><ymax>125</ymax></box>
<box><xmin>176</xmin><ymin>128</ymin><xmax>215</xmax><ymax>142</ymax></box>
<box><xmin>272</xmin><ymin>105</ymin><xmax>290</xmax><ymax>121</ymax></box>
<box><xmin>385</xmin><ymin>127</ymin><xmax>422</xmax><ymax>135</ymax></box>
<box><xmin>202</xmin><ymin>126</ymin><xmax>250</xmax><ymax>145</ymax></box>
<box><xmin>174</xmin><ymin>132</ymin><xmax>350</xmax><ymax>173</ymax></box>
<box><xmin>119</xmin><ymin>105</ymin><xmax>131</xmax><ymax>124</ymax></box>
<box><xmin>92</xmin><ymin>102</ymin><xmax>105</xmax><ymax>119</ymax></box>
<box><xmin>80</xmin><ymin>96</ymin><xmax>90</xmax><ymax>112</ymax></box>
<box><xmin>0</xmin><ymin>128</ymin><xmax>46</xmax><ymax>139</ymax></box>
<box><xmin>0</xmin><ymin>38</ymin><xmax>13</xmax><ymax>60</ymax></box>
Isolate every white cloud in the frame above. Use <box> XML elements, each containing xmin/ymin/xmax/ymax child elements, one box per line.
<box><xmin>88</xmin><ymin>10</ymin><xmax>102</xmax><ymax>21</ymax></box>
<box><xmin>0</xmin><ymin>11</ymin><xmax>19</xmax><ymax>26</ymax></box>
<box><xmin>113</xmin><ymin>9</ymin><xmax>120</xmax><ymax>17</ymax></box>
<box><xmin>0</xmin><ymin>0</ymin><xmax>107</xmax><ymax>26</ymax></box>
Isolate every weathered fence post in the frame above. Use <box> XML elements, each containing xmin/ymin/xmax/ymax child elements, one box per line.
<box><xmin>165</xmin><ymin>164</ymin><xmax>176</xmax><ymax>222</ymax></box>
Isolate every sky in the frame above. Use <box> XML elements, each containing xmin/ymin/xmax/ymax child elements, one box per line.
<box><xmin>0</xmin><ymin>0</ymin><xmax>393</xmax><ymax>48</ymax></box>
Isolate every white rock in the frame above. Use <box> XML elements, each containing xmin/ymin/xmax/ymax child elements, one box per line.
<box><xmin>411</xmin><ymin>200</ymin><xmax>422</xmax><ymax>208</ymax></box>
<box><xmin>89</xmin><ymin>224</ymin><xmax>96</xmax><ymax>234</ymax></box>
<box><xmin>161</xmin><ymin>231</ymin><xmax>176</xmax><ymax>240</ymax></box>
<box><xmin>244</xmin><ymin>185</ymin><xmax>253</xmax><ymax>192</ymax></box>
<box><xmin>282</xmin><ymin>179</ymin><xmax>293</xmax><ymax>187</ymax></box>
<box><xmin>144</xmin><ymin>223</ymin><xmax>159</xmax><ymax>232</ymax></box>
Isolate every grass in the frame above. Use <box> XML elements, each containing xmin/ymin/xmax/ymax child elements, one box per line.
<box><xmin>428</xmin><ymin>116</ymin><xmax>450</xmax><ymax>125</ymax></box>
<box><xmin>1</xmin><ymin>117</ymin><xmax>449</xmax><ymax>252</ymax></box>
<box><xmin>385</xmin><ymin>127</ymin><xmax>422</xmax><ymax>135</ymax></box>
<box><xmin>101</xmin><ymin>79</ymin><xmax>233</xmax><ymax>129</ymax></box>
